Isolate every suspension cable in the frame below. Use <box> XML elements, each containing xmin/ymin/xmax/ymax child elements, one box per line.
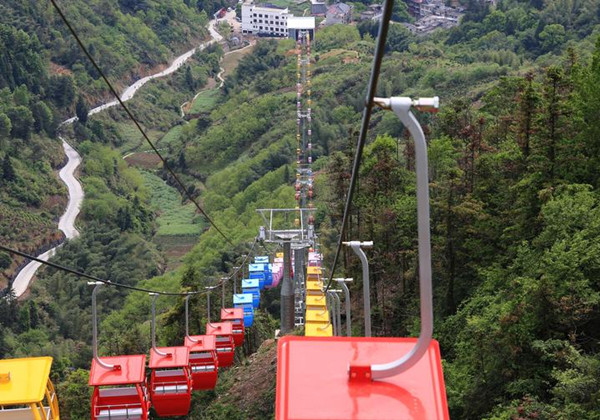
<box><xmin>324</xmin><ymin>0</ymin><xmax>394</xmax><ymax>292</ymax></box>
<box><xmin>48</xmin><ymin>0</ymin><xmax>234</xmax><ymax>247</ymax></box>
<box><xmin>1</xmin><ymin>238</ymin><xmax>255</xmax><ymax>297</ymax></box>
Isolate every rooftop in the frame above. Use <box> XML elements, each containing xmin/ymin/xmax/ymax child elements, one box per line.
<box><xmin>89</xmin><ymin>355</ymin><xmax>147</xmax><ymax>386</ymax></box>
<box><xmin>328</xmin><ymin>2</ymin><xmax>351</xmax><ymax>14</ymax></box>
<box><xmin>221</xmin><ymin>307</ymin><xmax>244</xmax><ymax>320</ymax></box>
<box><xmin>233</xmin><ymin>293</ymin><xmax>254</xmax><ymax>304</ymax></box>
<box><xmin>256</xmin><ymin>3</ymin><xmax>286</xmax><ymax>10</ymax></box>
<box><xmin>242</xmin><ymin>278</ymin><xmax>260</xmax><ymax>288</ymax></box>
<box><xmin>276</xmin><ymin>337</ymin><xmax>449</xmax><ymax>419</ymax></box>
<box><xmin>184</xmin><ymin>334</ymin><xmax>217</xmax><ymax>352</ymax></box>
<box><xmin>206</xmin><ymin>322</ymin><xmax>234</xmax><ymax>336</ymax></box>
<box><xmin>287</xmin><ymin>16</ymin><xmax>316</xmax><ymax>30</ymax></box>
<box><xmin>0</xmin><ymin>357</ymin><xmax>52</xmax><ymax>404</ymax></box>
<box><xmin>148</xmin><ymin>346</ymin><xmax>190</xmax><ymax>369</ymax></box>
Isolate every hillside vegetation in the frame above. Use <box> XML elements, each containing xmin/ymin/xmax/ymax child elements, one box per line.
<box><xmin>0</xmin><ymin>0</ymin><xmax>210</xmax><ymax>284</ymax></box>
<box><xmin>1</xmin><ymin>0</ymin><xmax>600</xmax><ymax>419</ymax></box>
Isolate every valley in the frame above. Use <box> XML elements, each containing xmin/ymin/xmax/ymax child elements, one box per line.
<box><xmin>1</xmin><ymin>0</ymin><xmax>600</xmax><ymax>419</ymax></box>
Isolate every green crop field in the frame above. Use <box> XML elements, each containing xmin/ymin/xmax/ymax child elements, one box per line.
<box><xmin>116</xmin><ymin>122</ymin><xmax>163</xmax><ymax>154</ymax></box>
<box><xmin>141</xmin><ymin>170</ymin><xmax>204</xmax><ymax>236</ymax></box>
<box><xmin>190</xmin><ymin>88</ymin><xmax>221</xmax><ymax>114</ymax></box>
<box><xmin>158</xmin><ymin>125</ymin><xmax>184</xmax><ymax>147</ymax></box>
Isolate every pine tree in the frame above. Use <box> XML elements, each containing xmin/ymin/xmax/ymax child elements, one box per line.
<box><xmin>2</xmin><ymin>155</ymin><xmax>15</xmax><ymax>182</ymax></box>
<box><xmin>185</xmin><ymin>65</ymin><xmax>195</xmax><ymax>90</ymax></box>
<box><xmin>76</xmin><ymin>96</ymin><xmax>89</xmax><ymax>124</ymax></box>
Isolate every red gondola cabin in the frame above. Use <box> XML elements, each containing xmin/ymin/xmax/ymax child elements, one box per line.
<box><xmin>220</xmin><ymin>308</ymin><xmax>245</xmax><ymax>346</ymax></box>
<box><xmin>89</xmin><ymin>354</ymin><xmax>150</xmax><ymax>420</ymax></box>
<box><xmin>206</xmin><ymin>322</ymin><xmax>235</xmax><ymax>368</ymax></box>
<box><xmin>276</xmin><ymin>336</ymin><xmax>449</xmax><ymax>419</ymax></box>
<box><xmin>184</xmin><ymin>335</ymin><xmax>219</xmax><ymax>390</ymax></box>
<box><xmin>148</xmin><ymin>346</ymin><xmax>192</xmax><ymax>417</ymax></box>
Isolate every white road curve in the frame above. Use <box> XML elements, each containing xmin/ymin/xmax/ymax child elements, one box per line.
<box><xmin>11</xmin><ymin>141</ymin><xmax>83</xmax><ymax>297</ymax></box>
<box><xmin>12</xmin><ymin>19</ymin><xmax>222</xmax><ymax>297</ymax></box>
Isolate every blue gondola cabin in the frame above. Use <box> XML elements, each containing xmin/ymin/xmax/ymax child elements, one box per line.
<box><xmin>248</xmin><ymin>264</ymin><xmax>266</xmax><ymax>289</ymax></box>
<box><xmin>241</xmin><ymin>279</ymin><xmax>260</xmax><ymax>309</ymax></box>
<box><xmin>233</xmin><ymin>293</ymin><xmax>254</xmax><ymax>327</ymax></box>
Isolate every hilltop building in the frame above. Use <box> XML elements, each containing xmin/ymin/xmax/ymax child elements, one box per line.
<box><xmin>406</xmin><ymin>0</ymin><xmax>425</xmax><ymax>18</ymax></box>
<box><xmin>310</xmin><ymin>0</ymin><xmax>327</xmax><ymax>15</ymax></box>
<box><xmin>359</xmin><ymin>4</ymin><xmax>383</xmax><ymax>21</ymax></box>
<box><xmin>325</xmin><ymin>2</ymin><xmax>352</xmax><ymax>25</ymax></box>
<box><xmin>241</xmin><ymin>2</ymin><xmax>290</xmax><ymax>36</ymax></box>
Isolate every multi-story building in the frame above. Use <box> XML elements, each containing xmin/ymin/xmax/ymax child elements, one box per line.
<box><xmin>241</xmin><ymin>2</ymin><xmax>290</xmax><ymax>36</ymax></box>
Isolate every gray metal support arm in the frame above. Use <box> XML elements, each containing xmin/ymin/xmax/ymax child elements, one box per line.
<box><xmin>89</xmin><ymin>282</ymin><xmax>118</xmax><ymax>370</ymax></box>
<box><xmin>206</xmin><ymin>287</ymin><xmax>219</xmax><ymax>328</ymax></box>
<box><xmin>327</xmin><ymin>292</ymin><xmax>338</xmax><ymax>336</ymax></box>
<box><xmin>150</xmin><ymin>293</ymin><xmax>170</xmax><ymax>357</ymax></box>
<box><xmin>332</xmin><ymin>292</ymin><xmax>342</xmax><ymax>337</ymax></box>
<box><xmin>367</xmin><ymin>96</ymin><xmax>438</xmax><ymax>380</ymax></box>
<box><xmin>221</xmin><ymin>277</ymin><xmax>234</xmax><ymax>315</ymax></box>
<box><xmin>344</xmin><ymin>241</ymin><xmax>373</xmax><ymax>336</ymax></box>
<box><xmin>185</xmin><ymin>295</ymin><xmax>198</xmax><ymax>343</ymax></box>
<box><xmin>334</xmin><ymin>278</ymin><xmax>352</xmax><ymax>337</ymax></box>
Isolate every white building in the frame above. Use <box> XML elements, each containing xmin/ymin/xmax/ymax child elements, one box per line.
<box><xmin>241</xmin><ymin>2</ymin><xmax>290</xmax><ymax>36</ymax></box>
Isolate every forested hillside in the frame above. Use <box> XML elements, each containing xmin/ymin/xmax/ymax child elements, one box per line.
<box><xmin>0</xmin><ymin>0</ymin><xmax>208</xmax><ymax>284</ymax></box>
<box><xmin>1</xmin><ymin>0</ymin><xmax>600</xmax><ymax>419</ymax></box>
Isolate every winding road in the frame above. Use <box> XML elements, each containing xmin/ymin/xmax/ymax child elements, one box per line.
<box><xmin>11</xmin><ymin>19</ymin><xmax>223</xmax><ymax>297</ymax></box>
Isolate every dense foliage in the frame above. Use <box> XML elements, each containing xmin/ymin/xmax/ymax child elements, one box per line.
<box><xmin>0</xmin><ymin>0</ymin><xmax>209</xmax><ymax>286</ymax></box>
<box><xmin>2</xmin><ymin>0</ymin><xmax>600</xmax><ymax>418</ymax></box>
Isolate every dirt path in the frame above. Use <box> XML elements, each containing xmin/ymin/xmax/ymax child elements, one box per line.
<box><xmin>180</xmin><ymin>41</ymin><xmax>256</xmax><ymax>117</ymax></box>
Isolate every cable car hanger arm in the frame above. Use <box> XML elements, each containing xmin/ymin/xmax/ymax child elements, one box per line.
<box><xmin>349</xmin><ymin>96</ymin><xmax>439</xmax><ymax>381</ymax></box>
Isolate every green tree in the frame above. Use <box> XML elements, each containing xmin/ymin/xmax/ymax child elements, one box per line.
<box><xmin>56</xmin><ymin>369</ymin><xmax>91</xmax><ymax>419</ymax></box>
<box><xmin>0</xmin><ymin>252</ymin><xmax>11</xmax><ymax>269</ymax></box>
<box><xmin>5</xmin><ymin>106</ymin><xmax>34</xmax><ymax>140</ymax></box>
<box><xmin>31</xmin><ymin>101</ymin><xmax>54</xmax><ymax>134</ymax></box>
<box><xmin>539</xmin><ymin>23</ymin><xmax>566</xmax><ymax>53</ymax></box>
<box><xmin>185</xmin><ymin>65</ymin><xmax>195</xmax><ymax>90</ymax></box>
<box><xmin>12</xmin><ymin>85</ymin><xmax>30</xmax><ymax>106</ymax></box>
<box><xmin>2</xmin><ymin>155</ymin><xmax>16</xmax><ymax>181</ymax></box>
<box><xmin>49</xmin><ymin>76</ymin><xmax>75</xmax><ymax>108</ymax></box>
<box><xmin>576</xmin><ymin>36</ymin><xmax>600</xmax><ymax>186</ymax></box>
<box><xmin>392</xmin><ymin>0</ymin><xmax>411</xmax><ymax>22</ymax></box>
<box><xmin>0</xmin><ymin>113</ymin><xmax>11</xmax><ymax>138</ymax></box>
<box><xmin>76</xmin><ymin>96</ymin><xmax>89</xmax><ymax>125</ymax></box>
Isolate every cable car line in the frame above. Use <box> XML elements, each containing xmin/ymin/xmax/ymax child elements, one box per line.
<box><xmin>0</xmin><ymin>236</ymin><xmax>257</xmax><ymax>296</ymax></box>
<box><xmin>48</xmin><ymin>0</ymin><xmax>234</xmax><ymax>247</ymax></box>
<box><xmin>324</xmin><ymin>0</ymin><xmax>394</xmax><ymax>293</ymax></box>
